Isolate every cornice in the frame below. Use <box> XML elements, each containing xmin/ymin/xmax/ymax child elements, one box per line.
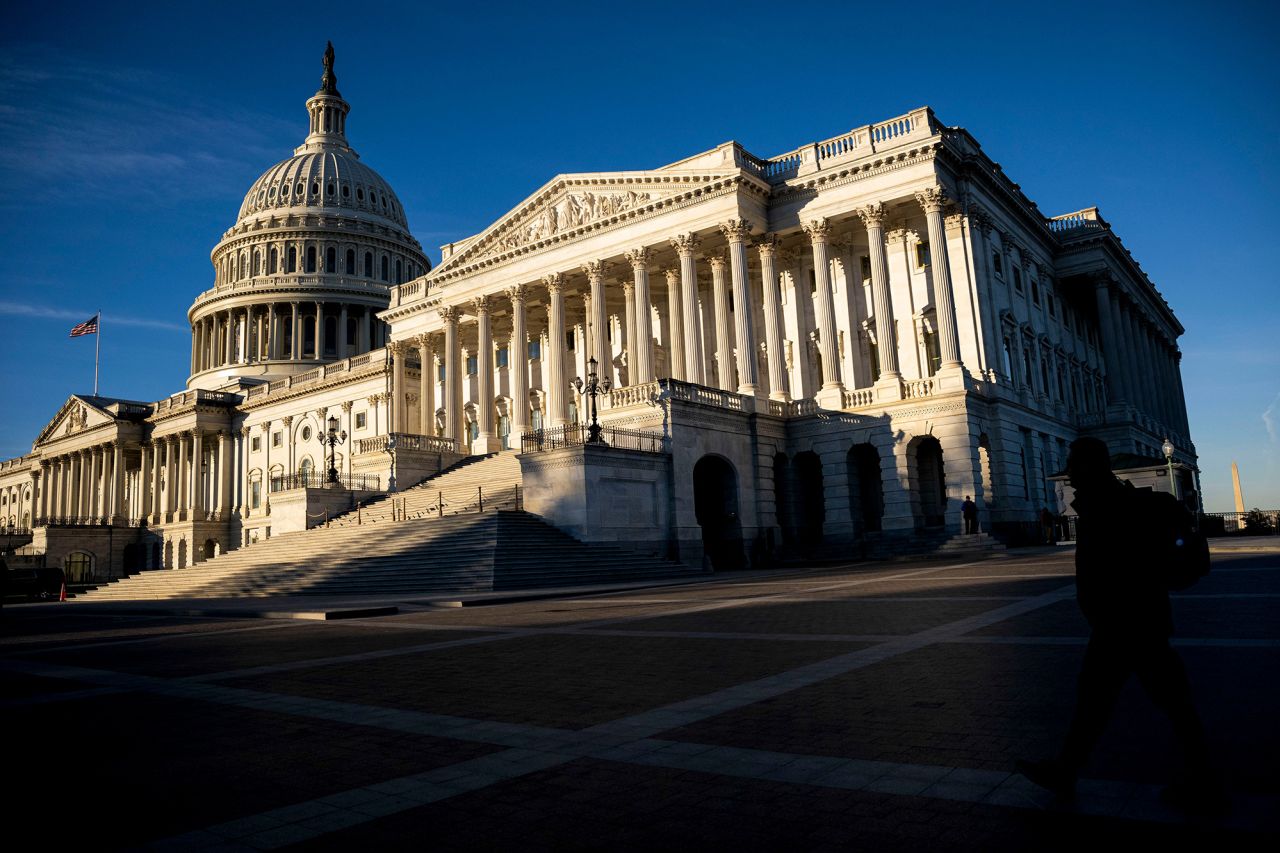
<box><xmin>766</xmin><ymin>141</ymin><xmax>941</xmax><ymax>203</ymax></box>
<box><xmin>237</xmin><ymin>363</ymin><xmax>389</xmax><ymax>413</ymax></box>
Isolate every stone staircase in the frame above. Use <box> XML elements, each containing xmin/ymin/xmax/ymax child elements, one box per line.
<box><xmin>76</xmin><ymin>453</ymin><xmax>695</xmax><ymax>601</ymax></box>
<box><xmin>334</xmin><ymin>452</ymin><xmax>523</xmax><ymax>526</ymax></box>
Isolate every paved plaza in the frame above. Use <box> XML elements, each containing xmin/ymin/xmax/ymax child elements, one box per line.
<box><xmin>3</xmin><ymin>548</ymin><xmax>1277</xmax><ymax>851</ymax></box>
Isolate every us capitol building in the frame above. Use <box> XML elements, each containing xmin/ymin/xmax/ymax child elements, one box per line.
<box><xmin>0</xmin><ymin>48</ymin><xmax>1197</xmax><ymax>586</ymax></box>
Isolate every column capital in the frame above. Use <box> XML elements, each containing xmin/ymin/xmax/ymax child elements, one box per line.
<box><xmin>754</xmin><ymin>233</ymin><xmax>780</xmax><ymax>258</ymax></box>
<box><xmin>366</xmin><ymin>394</ymin><xmax>382</xmax><ymax>407</ymax></box>
<box><xmin>414</xmin><ymin>332</ymin><xmax>434</xmax><ymax>349</ymax></box>
<box><xmin>313</xmin><ymin>407</ymin><xmax>328</xmax><ymax>422</ymax></box>
<box><xmin>1088</xmin><ymin>270</ymin><xmax>1114</xmax><ymax>290</ymax></box>
<box><xmin>505</xmin><ymin>284</ymin><xmax>528</xmax><ymax>304</ymax></box>
<box><xmin>340</xmin><ymin>400</ymin><xmax>353</xmax><ymax>412</ymax></box>
<box><xmin>471</xmin><ymin>294</ymin><xmax>490</xmax><ymax>315</ymax></box>
<box><xmin>622</xmin><ymin>279</ymin><xmax>635</xmax><ymax>294</ymax></box>
<box><xmin>388</xmin><ymin>340</ymin><xmax>409</xmax><ymax>356</ymax></box>
<box><xmin>670</xmin><ymin>233</ymin><xmax>700</xmax><ymax>257</ymax></box>
<box><xmin>541</xmin><ymin>272</ymin><xmax>564</xmax><ymax>293</ymax></box>
<box><xmin>857</xmin><ymin>203</ymin><xmax>887</xmax><ymax>229</ymax></box>
<box><xmin>802</xmin><ymin>218</ymin><xmax>831</xmax><ymax>243</ymax></box>
<box><xmin>707</xmin><ymin>252</ymin><xmax>727</xmax><ymax>272</ymax></box>
<box><xmin>625</xmin><ymin>247</ymin><xmax>651</xmax><ymax>269</ymax></box>
<box><xmin>437</xmin><ymin>305</ymin><xmax>459</xmax><ymax>323</ymax></box>
<box><xmin>719</xmin><ymin>219</ymin><xmax>753</xmax><ymax>243</ymax></box>
<box><xmin>914</xmin><ymin>186</ymin><xmax>949</xmax><ymax>214</ymax></box>
<box><xmin>581</xmin><ymin>260</ymin><xmax>608</xmax><ymax>280</ymax></box>
<box><xmin>240</xmin><ymin>426</ymin><xmax>251</xmax><ymax>437</ymax></box>
<box><xmin>663</xmin><ymin>268</ymin><xmax>680</xmax><ymax>285</ymax></box>
<box><xmin>281</xmin><ymin>415</ymin><xmax>294</xmax><ymax>427</ymax></box>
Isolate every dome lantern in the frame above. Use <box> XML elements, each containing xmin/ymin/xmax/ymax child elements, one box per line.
<box><xmin>298</xmin><ymin>41</ymin><xmax>353</xmax><ymax>156</ymax></box>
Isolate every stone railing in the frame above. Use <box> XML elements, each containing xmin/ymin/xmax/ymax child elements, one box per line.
<box><xmin>355</xmin><ymin>432</ymin><xmax>457</xmax><ymax>454</ymax></box>
<box><xmin>194</xmin><ymin>274</ymin><xmax>394</xmax><ymax>303</ymax></box>
<box><xmin>388</xmin><ymin>278</ymin><xmax>441</xmax><ymax>308</ymax></box>
<box><xmin>843</xmin><ymin>388</ymin><xmax>876</xmax><ymax>408</ymax></box>
<box><xmin>153</xmin><ymin>388</ymin><xmax>237</xmax><ymax>413</ymax></box>
<box><xmin>1047</xmin><ymin>207</ymin><xmax>1108</xmax><ymax>233</ymax></box>
<box><xmin>242</xmin><ymin>349</ymin><xmax>387</xmax><ymax>400</ymax></box>
<box><xmin>0</xmin><ymin>454</ymin><xmax>36</xmax><ymax>472</ymax></box>
<box><xmin>605</xmin><ymin>381</ymin><xmax>662</xmax><ymax>408</ymax></box>
<box><xmin>901</xmin><ymin>378</ymin><xmax>935</xmax><ymax>399</ymax></box>
<box><xmin>667</xmin><ymin>381</ymin><xmax>746</xmax><ymax>411</ymax></box>
<box><xmin>758</xmin><ymin>107</ymin><xmax>936</xmax><ymax>182</ymax></box>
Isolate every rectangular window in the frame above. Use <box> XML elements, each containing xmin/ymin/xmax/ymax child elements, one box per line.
<box><xmin>496</xmin><ymin>347</ymin><xmax>509</xmax><ymax>368</ymax></box>
<box><xmin>355</xmin><ymin>412</ymin><xmax>367</xmax><ymax>429</ymax></box>
<box><xmin>916</xmin><ymin>242</ymin><xmax>930</xmax><ymax>268</ymax></box>
<box><xmin>466</xmin><ymin>355</ymin><xmax>478</xmax><ymax>376</ymax></box>
<box><xmin>272</xmin><ymin>431</ymin><xmax>282</xmax><ymax>448</ymax></box>
<box><xmin>566</xmin><ymin>331</ymin><xmax>576</xmax><ymax>351</ymax></box>
<box><xmin>438</xmin><ymin>364</ymin><xmax>446</xmax><ymax>381</ymax></box>
<box><xmin>923</xmin><ymin>330</ymin><xmax>941</xmax><ymax>376</ymax></box>
<box><xmin>808</xmin><ymin>268</ymin><xmax>817</xmax><ymax>295</ymax></box>
<box><xmin>527</xmin><ymin>339</ymin><xmax>541</xmax><ymax>360</ymax></box>
<box><xmin>860</xmin><ymin>255</ymin><xmax>872</xmax><ymax>280</ymax></box>
<box><xmin>1031</xmin><ymin>281</ymin><xmax>1041</xmax><ymax>305</ymax></box>
<box><xmin>1013</xmin><ymin>269</ymin><xmax>1023</xmax><ymax>292</ymax></box>
<box><xmin>251</xmin><ymin>436</ymin><xmax>261</xmax><ymax>452</ymax></box>
<box><xmin>1048</xmin><ymin>295</ymin><xmax>1056</xmax><ymax>318</ymax></box>
<box><xmin>1002</xmin><ymin>337</ymin><xmax>1014</xmax><ymax>379</ymax></box>
<box><xmin>868</xmin><ymin>339</ymin><xmax>880</xmax><ymax>382</ymax></box>
<box><xmin>251</xmin><ymin>481</ymin><xmax>261</xmax><ymax>509</ymax></box>
<box><xmin>992</xmin><ymin>252</ymin><xmax>1003</xmax><ymax>277</ymax></box>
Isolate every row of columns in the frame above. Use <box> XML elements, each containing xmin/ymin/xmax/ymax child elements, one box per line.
<box><xmin>192</xmin><ymin>302</ymin><xmax>381</xmax><ymax>374</ymax></box>
<box><xmin>216</xmin><ymin>240</ymin><xmax>420</xmax><ymax>288</ymax></box>
<box><xmin>1092</xmin><ymin>277</ymin><xmax>1190</xmax><ymax>439</ymax></box>
<box><xmin>36</xmin><ymin>443</ymin><xmax>126</xmax><ymax>525</ymax></box>
<box><xmin>388</xmin><ymin>189</ymin><xmax>964</xmax><ymax>450</ymax></box>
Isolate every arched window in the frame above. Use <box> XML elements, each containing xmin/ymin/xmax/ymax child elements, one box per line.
<box><xmin>345</xmin><ymin>249</ymin><xmax>355</xmax><ymax>275</ymax></box>
<box><xmin>395</xmin><ymin>259</ymin><xmax>403</xmax><ymax>283</ymax></box>
<box><xmin>380</xmin><ymin>256</ymin><xmax>389</xmax><ymax>281</ymax></box>
<box><xmin>306</xmin><ymin>246</ymin><xmax>316</xmax><ymax>273</ymax></box>
<box><xmin>287</xmin><ymin>246</ymin><xmax>297</xmax><ymax>273</ymax></box>
<box><xmin>269</xmin><ymin>247</ymin><xmax>278</xmax><ymax>275</ymax></box>
<box><xmin>364</xmin><ymin>252</ymin><xmax>373</xmax><ymax>277</ymax></box>
<box><xmin>326</xmin><ymin>247</ymin><xmax>336</xmax><ymax>274</ymax></box>
<box><xmin>252</xmin><ymin>250</ymin><xmax>261</xmax><ymax>276</ymax></box>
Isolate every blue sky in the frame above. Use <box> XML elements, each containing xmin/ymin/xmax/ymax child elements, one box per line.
<box><xmin>1</xmin><ymin>0</ymin><xmax>1277</xmax><ymax>510</ymax></box>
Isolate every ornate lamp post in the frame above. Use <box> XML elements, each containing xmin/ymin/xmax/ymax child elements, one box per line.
<box><xmin>1161</xmin><ymin>437</ymin><xmax>1177</xmax><ymax>498</ymax></box>
<box><xmin>572</xmin><ymin>356</ymin><xmax>612</xmax><ymax>443</ymax></box>
<box><xmin>325</xmin><ymin>414</ymin><xmax>347</xmax><ymax>486</ymax></box>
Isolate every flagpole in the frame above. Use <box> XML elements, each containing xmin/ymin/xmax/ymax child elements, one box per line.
<box><xmin>94</xmin><ymin>310</ymin><xmax>101</xmax><ymax>396</ymax></box>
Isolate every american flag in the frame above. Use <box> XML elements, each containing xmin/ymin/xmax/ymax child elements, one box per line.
<box><xmin>69</xmin><ymin>315</ymin><xmax>99</xmax><ymax>337</ymax></box>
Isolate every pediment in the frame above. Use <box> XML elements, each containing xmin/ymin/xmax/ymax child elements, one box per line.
<box><xmin>34</xmin><ymin>396</ymin><xmax>117</xmax><ymax>446</ymax></box>
<box><xmin>432</xmin><ymin>170</ymin><xmax>743</xmax><ymax>275</ymax></box>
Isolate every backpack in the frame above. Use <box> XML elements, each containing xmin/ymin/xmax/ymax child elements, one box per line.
<box><xmin>1140</xmin><ymin>489</ymin><xmax>1210</xmax><ymax>590</ymax></box>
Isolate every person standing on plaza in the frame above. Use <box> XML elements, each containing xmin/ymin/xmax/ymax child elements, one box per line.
<box><xmin>1017</xmin><ymin>437</ymin><xmax>1224</xmax><ymax>814</ymax></box>
<box><xmin>961</xmin><ymin>496</ymin><xmax>978</xmax><ymax>535</ymax></box>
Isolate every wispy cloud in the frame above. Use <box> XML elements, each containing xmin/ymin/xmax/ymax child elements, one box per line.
<box><xmin>0</xmin><ymin>301</ymin><xmax>185</xmax><ymax>332</ymax></box>
<box><xmin>0</xmin><ymin>45</ymin><xmax>295</xmax><ymax>210</ymax></box>
<box><xmin>1264</xmin><ymin>393</ymin><xmax>1280</xmax><ymax>444</ymax></box>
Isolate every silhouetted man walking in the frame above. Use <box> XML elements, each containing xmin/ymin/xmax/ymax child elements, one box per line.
<box><xmin>961</xmin><ymin>496</ymin><xmax>978</xmax><ymax>534</ymax></box>
<box><xmin>1017</xmin><ymin>437</ymin><xmax>1223</xmax><ymax>814</ymax></box>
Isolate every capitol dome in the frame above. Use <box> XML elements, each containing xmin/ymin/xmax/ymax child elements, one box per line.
<box><xmin>236</xmin><ymin>147</ymin><xmax>410</xmax><ymax>231</ymax></box>
<box><xmin>187</xmin><ymin>44</ymin><xmax>429</xmax><ymax>392</ymax></box>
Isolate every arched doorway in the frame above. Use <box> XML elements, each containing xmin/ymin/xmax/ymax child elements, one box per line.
<box><xmin>203</xmin><ymin>539</ymin><xmax>217</xmax><ymax>560</ymax></box>
<box><xmin>693</xmin><ymin>455</ymin><xmax>744</xmax><ymax>571</ymax></box>
<box><xmin>64</xmin><ymin>551</ymin><xmax>94</xmax><ymax>584</ymax></box>
<box><xmin>912</xmin><ymin>436</ymin><xmax>947</xmax><ymax>528</ymax></box>
<box><xmin>794</xmin><ymin>451</ymin><xmax>825</xmax><ymax>549</ymax></box>
<box><xmin>846</xmin><ymin>443</ymin><xmax>884</xmax><ymax>535</ymax></box>
<box><xmin>177</xmin><ymin>538</ymin><xmax>188</xmax><ymax>569</ymax></box>
<box><xmin>978</xmin><ymin>433</ymin><xmax>995</xmax><ymax>509</ymax></box>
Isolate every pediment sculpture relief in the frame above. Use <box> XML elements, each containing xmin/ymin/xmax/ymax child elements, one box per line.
<box><xmin>63</xmin><ymin>405</ymin><xmax>90</xmax><ymax>435</ymax></box>
<box><xmin>491</xmin><ymin>190</ymin><xmax>660</xmax><ymax>253</ymax></box>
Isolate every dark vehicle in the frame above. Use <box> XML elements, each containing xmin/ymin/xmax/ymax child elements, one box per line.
<box><xmin>6</xmin><ymin>567</ymin><xmax>64</xmax><ymax>601</ymax></box>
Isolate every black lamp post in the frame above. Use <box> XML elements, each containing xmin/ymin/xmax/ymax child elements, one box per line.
<box><xmin>572</xmin><ymin>356</ymin><xmax>612</xmax><ymax>443</ymax></box>
<box><xmin>326</xmin><ymin>414</ymin><xmax>347</xmax><ymax>485</ymax></box>
<box><xmin>1162</xmin><ymin>437</ymin><xmax>1177</xmax><ymax>499</ymax></box>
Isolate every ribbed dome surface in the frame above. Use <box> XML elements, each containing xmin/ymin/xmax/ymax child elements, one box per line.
<box><xmin>236</xmin><ymin>149</ymin><xmax>409</xmax><ymax>229</ymax></box>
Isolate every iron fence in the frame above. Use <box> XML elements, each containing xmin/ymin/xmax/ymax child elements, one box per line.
<box><xmin>269</xmin><ymin>472</ymin><xmax>381</xmax><ymax>493</ymax></box>
<box><xmin>1201</xmin><ymin>510</ymin><xmax>1279</xmax><ymax>537</ymax></box>
<box><xmin>520</xmin><ymin>424</ymin><xmax>666</xmax><ymax>454</ymax></box>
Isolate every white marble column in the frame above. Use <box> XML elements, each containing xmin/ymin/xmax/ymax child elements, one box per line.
<box><xmin>110</xmin><ymin>441</ymin><xmax>125</xmax><ymax>524</ymax></box>
<box><xmin>440</xmin><ymin>307</ymin><xmax>463</xmax><ymax>441</ymax></box>
<box><xmin>663</xmin><ymin>268</ymin><xmax>685</xmax><ymax>382</ymax></box>
<box><xmin>417</xmin><ymin>334</ymin><xmax>435</xmax><ymax>436</ymax></box>
<box><xmin>1091</xmin><ymin>277</ymin><xmax>1124</xmax><ymax>405</ymax></box>
<box><xmin>672</xmin><ymin>234</ymin><xmax>705</xmax><ymax>384</ymax></box>
<box><xmin>722</xmin><ymin>219</ymin><xmax>760</xmax><ymax>396</ymax></box>
<box><xmin>621</xmin><ymin>280</ymin><xmax>637</xmax><ymax>386</ymax></box>
<box><xmin>150</xmin><ymin>441</ymin><xmax>163</xmax><ymax>523</ymax></box>
<box><xmin>175</xmin><ymin>432</ymin><xmax>189</xmax><ymax>520</ymax></box>
<box><xmin>391</xmin><ymin>341</ymin><xmax>407</xmax><ymax>434</ymax></box>
<box><xmin>858</xmin><ymin>204</ymin><xmax>901</xmax><ymax>384</ymax></box>
<box><xmin>625</xmin><ymin>249</ymin><xmax>654</xmax><ymax>384</ymax></box>
<box><xmin>189</xmin><ymin>429</ymin><xmax>204</xmax><ymax>519</ymax></box>
<box><xmin>290</xmin><ymin>302</ymin><xmax>301</xmax><ymax>360</ymax></box>
<box><xmin>136</xmin><ymin>442</ymin><xmax>150</xmax><ymax>525</ymax></box>
<box><xmin>338</xmin><ymin>305</ymin><xmax>349</xmax><ymax>358</ymax></box>
<box><xmin>266</xmin><ymin>305</ymin><xmax>277</xmax><ymax>360</ymax></box>
<box><xmin>756</xmin><ymin>235</ymin><xmax>789</xmax><ymax>402</ymax></box>
<box><xmin>315</xmin><ymin>302</ymin><xmax>325</xmax><ymax>360</ymax></box>
<box><xmin>916</xmin><ymin>188</ymin><xmax>963</xmax><ymax>370</ymax></box>
<box><xmin>709</xmin><ymin>253</ymin><xmax>734</xmax><ymax>391</ymax></box>
<box><xmin>583</xmin><ymin>261</ymin><xmax>613</xmax><ymax>385</ymax></box>
<box><xmin>802</xmin><ymin>219</ymin><xmax>844</xmax><ymax>402</ymax></box>
<box><xmin>543</xmin><ymin>275</ymin><xmax>569</xmax><ymax>428</ymax></box>
<box><xmin>473</xmin><ymin>295</ymin><xmax>499</xmax><ymax>453</ymax></box>
<box><xmin>507</xmin><ymin>286</ymin><xmax>529</xmax><ymax>437</ymax></box>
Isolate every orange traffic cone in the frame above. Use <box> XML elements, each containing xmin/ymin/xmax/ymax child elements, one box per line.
<box><xmin>59</xmin><ymin>582</ymin><xmax>66</xmax><ymax>602</ymax></box>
